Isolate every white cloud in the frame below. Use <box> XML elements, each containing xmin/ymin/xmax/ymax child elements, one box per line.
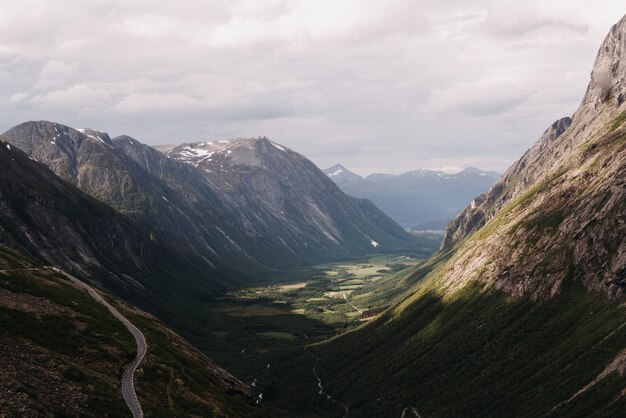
<box><xmin>0</xmin><ymin>1</ymin><xmax>624</xmax><ymax>174</ymax></box>
<box><xmin>8</xmin><ymin>92</ymin><xmax>29</xmax><ymax>103</ymax></box>
<box><xmin>30</xmin><ymin>84</ymin><xmax>111</xmax><ymax>107</ymax></box>
<box><xmin>114</xmin><ymin>92</ymin><xmax>202</xmax><ymax>113</ymax></box>
<box><xmin>35</xmin><ymin>60</ymin><xmax>79</xmax><ymax>89</ymax></box>
<box><xmin>426</xmin><ymin>79</ymin><xmax>533</xmax><ymax>116</ymax></box>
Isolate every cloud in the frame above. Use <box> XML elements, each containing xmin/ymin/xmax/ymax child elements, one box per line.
<box><xmin>30</xmin><ymin>84</ymin><xmax>111</xmax><ymax>107</ymax></box>
<box><xmin>0</xmin><ymin>1</ymin><xmax>624</xmax><ymax>175</ymax></box>
<box><xmin>427</xmin><ymin>79</ymin><xmax>533</xmax><ymax>116</ymax></box>
<box><xmin>486</xmin><ymin>0</ymin><xmax>589</xmax><ymax>36</ymax></box>
<box><xmin>114</xmin><ymin>92</ymin><xmax>202</xmax><ymax>113</ymax></box>
<box><xmin>35</xmin><ymin>59</ymin><xmax>79</xmax><ymax>89</ymax></box>
<box><xmin>8</xmin><ymin>92</ymin><xmax>29</xmax><ymax>103</ymax></box>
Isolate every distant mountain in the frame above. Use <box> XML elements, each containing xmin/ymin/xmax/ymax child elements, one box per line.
<box><xmin>314</xmin><ymin>14</ymin><xmax>626</xmax><ymax>417</ymax></box>
<box><xmin>324</xmin><ymin>165</ymin><xmax>499</xmax><ymax>229</ymax></box>
<box><xmin>163</xmin><ymin>137</ymin><xmax>418</xmax><ymax>257</ymax></box>
<box><xmin>1</xmin><ymin>124</ymin><xmax>422</xmax><ymax>283</ymax></box>
<box><xmin>322</xmin><ymin>164</ymin><xmax>363</xmax><ymax>187</ymax></box>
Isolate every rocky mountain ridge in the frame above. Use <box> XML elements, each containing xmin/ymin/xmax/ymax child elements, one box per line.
<box><xmin>1</xmin><ymin>123</ymin><xmax>419</xmax><ymax>287</ymax></box>
<box><xmin>440</xmin><ymin>14</ymin><xmax>626</xmax><ymax>301</ymax></box>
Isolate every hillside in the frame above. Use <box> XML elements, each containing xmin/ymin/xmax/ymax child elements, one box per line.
<box><xmin>163</xmin><ymin>136</ymin><xmax>420</xmax><ymax>258</ymax></box>
<box><xmin>324</xmin><ymin>165</ymin><xmax>499</xmax><ymax>229</ymax></box>
<box><xmin>311</xmin><ymin>13</ymin><xmax>626</xmax><ymax>418</ymax></box>
<box><xmin>1</xmin><ymin>124</ymin><xmax>421</xmax><ymax>279</ymax></box>
<box><xmin>0</xmin><ymin>139</ymin><xmax>247</xmax><ymax>332</ymax></box>
<box><xmin>0</xmin><ymin>245</ymin><xmax>265</xmax><ymax>417</ymax></box>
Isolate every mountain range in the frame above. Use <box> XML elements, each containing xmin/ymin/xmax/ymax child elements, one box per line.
<box><xmin>1</xmin><ymin>11</ymin><xmax>625</xmax><ymax>418</ymax></box>
<box><xmin>323</xmin><ymin>164</ymin><xmax>500</xmax><ymax>229</ymax></box>
<box><xmin>0</xmin><ymin>124</ymin><xmax>426</xmax><ymax>295</ymax></box>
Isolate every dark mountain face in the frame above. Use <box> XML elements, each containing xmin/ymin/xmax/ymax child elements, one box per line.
<box><xmin>312</xmin><ymin>14</ymin><xmax>626</xmax><ymax>418</ymax></box>
<box><xmin>0</xmin><ymin>140</ymin><xmax>239</xmax><ymax>321</ymax></box>
<box><xmin>2</xmin><ymin>124</ymin><xmax>419</xmax><ymax>283</ymax></box>
<box><xmin>325</xmin><ymin>165</ymin><xmax>499</xmax><ymax>228</ymax></box>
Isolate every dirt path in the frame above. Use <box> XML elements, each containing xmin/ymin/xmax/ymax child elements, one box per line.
<box><xmin>342</xmin><ymin>294</ymin><xmax>363</xmax><ymax>315</ymax></box>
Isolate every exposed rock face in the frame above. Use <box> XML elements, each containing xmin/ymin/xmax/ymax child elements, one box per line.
<box><xmin>0</xmin><ymin>141</ymin><xmax>153</xmax><ymax>287</ymax></box>
<box><xmin>164</xmin><ymin>136</ymin><xmax>415</xmax><ymax>258</ymax></box>
<box><xmin>1</xmin><ymin>125</ymin><xmax>415</xmax><ymax>284</ymax></box>
<box><xmin>438</xmin><ymin>15</ymin><xmax>626</xmax><ymax>300</ymax></box>
<box><xmin>443</xmin><ymin>117</ymin><xmax>572</xmax><ymax>247</ymax></box>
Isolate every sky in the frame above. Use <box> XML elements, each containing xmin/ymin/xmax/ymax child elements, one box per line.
<box><xmin>0</xmin><ymin>1</ymin><xmax>624</xmax><ymax>175</ymax></box>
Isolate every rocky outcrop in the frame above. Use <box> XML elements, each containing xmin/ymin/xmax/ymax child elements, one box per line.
<box><xmin>436</xmin><ymin>14</ymin><xmax>626</xmax><ymax>301</ymax></box>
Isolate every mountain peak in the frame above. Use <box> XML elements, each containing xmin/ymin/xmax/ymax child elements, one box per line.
<box><xmin>322</xmin><ymin>164</ymin><xmax>363</xmax><ymax>187</ymax></box>
<box><xmin>584</xmin><ymin>13</ymin><xmax>626</xmax><ymax>107</ymax></box>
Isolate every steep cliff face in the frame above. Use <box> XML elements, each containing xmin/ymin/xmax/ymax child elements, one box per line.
<box><xmin>440</xmin><ymin>14</ymin><xmax>626</xmax><ymax>301</ymax></box>
<box><xmin>0</xmin><ymin>141</ymin><xmax>152</xmax><ymax>286</ymax></box>
<box><xmin>313</xmin><ymin>14</ymin><xmax>626</xmax><ymax>418</ymax></box>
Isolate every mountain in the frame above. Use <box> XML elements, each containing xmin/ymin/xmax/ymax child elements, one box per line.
<box><xmin>325</xmin><ymin>165</ymin><xmax>499</xmax><ymax>229</ymax></box>
<box><xmin>322</xmin><ymin>164</ymin><xmax>363</xmax><ymax>187</ymax></box>
<box><xmin>0</xmin><ymin>138</ymin><xmax>250</xmax><ymax>335</ymax></box>
<box><xmin>1</xmin><ymin>125</ymin><xmax>421</xmax><ymax>281</ymax></box>
<box><xmin>162</xmin><ymin>136</ymin><xmax>420</xmax><ymax>256</ymax></box>
<box><xmin>311</xmin><ymin>14</ymin><xmax>626</xmax><ymax>417</ymax></box>
<box><xmin>0</xmin><ymin>245</ymin><xmax>265</xmax><ymax>417</ymax></box>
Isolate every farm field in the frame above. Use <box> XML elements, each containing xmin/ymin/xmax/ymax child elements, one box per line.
<box><xmin>188</xmin><ymin>253</ymin><xmax>422</xmax><ymax>416</ymax></box>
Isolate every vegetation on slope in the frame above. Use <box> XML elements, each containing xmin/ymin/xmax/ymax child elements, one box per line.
<box><xmin>0</xmin><ymin>246</ymin><xmax>265</xmax><ymax>417</ymax></box>
<box><xmin>317</xmin><ymin>278</ymin><xmax>626</xmax><ymax>417</ymax></box>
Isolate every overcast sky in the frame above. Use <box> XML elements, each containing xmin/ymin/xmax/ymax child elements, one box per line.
<box><xmin>0</xmin><ymin>1</ymin><xmax>624</xmax><ymax>175</ymax></box>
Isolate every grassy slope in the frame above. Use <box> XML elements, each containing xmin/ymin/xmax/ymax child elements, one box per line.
<box><xmin>311</xmin><ymin>124</ymin><xmax>626</xmax><ymax>417</ymax></box>
<box><xmin>0</xmin><ymin>245</ymin><xmax>266</xmax><ymax>418</ymax></box>
<box><xmin>317</xmin><ymin>278</ymin><xmax>626</xmax><ymax>417</ymax></box>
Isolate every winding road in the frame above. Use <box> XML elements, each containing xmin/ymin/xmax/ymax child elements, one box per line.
<box><xmin>51</xmin><ymin>268</ymin><xmax>146</xmax><ymax>418</ymax></box>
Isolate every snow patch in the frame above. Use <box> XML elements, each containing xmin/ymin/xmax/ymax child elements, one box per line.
<box><xmin>5</xmin><ymin>144</ymin><xmax>11</xmax><ymax>151</ymax></box>
<box><xmin>269</xmin><ymin>141</ymin><xmax>286</xmax><ymax>152</ymax></box>
<box><xmin>370</xmin><ymin>240</ymin><xmax>379</xmax><ymax>248</ymax></box>
<box><xmin>328</xmin><ymin>169</ymin><xmax>343</xmax><ymax>177</ymax></box>
<box><xmin>77</xmin><ymin>128</ymin><xmax>107</xmax><ymax>144</ymax></box>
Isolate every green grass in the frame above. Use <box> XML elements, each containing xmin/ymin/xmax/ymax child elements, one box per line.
<box><xmin>609</xmin><ymin>111</ymin><xmax>626</xmax><ymax>132</ymax></box>
<box><xmin>315</xmin><ymin>279</ymin><xmax>626</xmax><ymax>418</ymax></box>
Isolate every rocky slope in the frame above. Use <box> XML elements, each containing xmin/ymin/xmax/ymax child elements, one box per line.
<box><xmin>0</xmin><ymin>245</ymin><xmax>265</xmax><ymax>417</ymax></box>
<box><xmin>1</xmin><ymin>125</ymin><xmax>419</xmax><ymax>281</ymax></box>
<box><xmin>163</xmin><ymin>136</ymin><xmax>418</xmax><ymax>258</ymax></box>
<box><xmin>440</xmin><ymin>13</ymin><xmax>626</xmax><ymax>301</ymax></box>
<box><xmin>311</xmin><ymin>13</ymin><xmax>626</xmax><ymax>418</ymax></box>
<box><xmin>325</xmin><ymin>165</ymin><xmax>499</xmax><ymax>229</ymax></box>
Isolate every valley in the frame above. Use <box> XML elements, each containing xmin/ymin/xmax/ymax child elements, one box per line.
<box><xmin>186</xmin><ymin>252</ymin><xmax>430</xmax><ymax>417</ymax></box>
<box><xmin>1</xmin><ymin>5</ymin><xmax>625</xmax><ymax>418</ymax></box>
